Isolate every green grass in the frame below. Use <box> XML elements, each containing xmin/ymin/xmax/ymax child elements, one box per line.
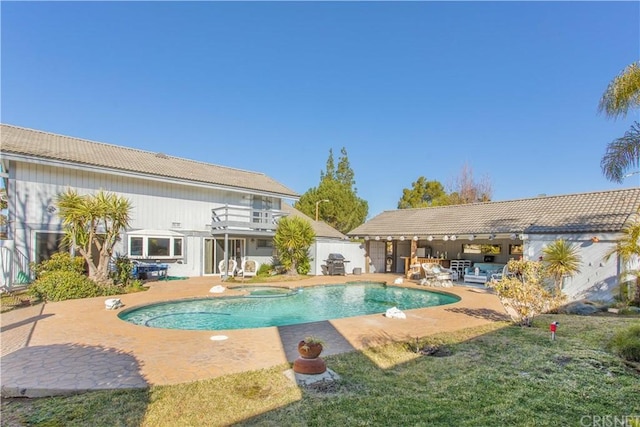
<box><xmin>2</xmin><ymin>314</ymin><xmax>639</xmax><ymax>427</ymax></box>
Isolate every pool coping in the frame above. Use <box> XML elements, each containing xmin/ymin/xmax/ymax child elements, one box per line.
<box><xmin>0</xmin><ymin>274</ymin><xmax>509</xmax><ymax>397</ymax></box>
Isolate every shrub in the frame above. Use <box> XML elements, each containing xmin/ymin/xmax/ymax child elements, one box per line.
<box><xmin>608</xmin><ymin>324</ymin><xmax>640</xmax><ymax>362</ymax></box>
<box><xmin>257</xmin><ymin>263</ymin><xmax>272</xmax><ymax>277</ymax></box>
<box><xmin>123</xmin><ymin>279</ymin><xmax>146</xmax><ymax>293</ymax></box>
<box><xmin>28</xmin><ymin>270</ymin><xmax>110</xmax><ymax>302</ymax></box>
<box><xmin>31</xmin><ymin>252</ymin><xmax>85</xmax><ymax>278</ymax></box>
<box><xmin>111</xmin><ymin>255</ymin><xmax>134</xmax><ymax>287</ymax></box>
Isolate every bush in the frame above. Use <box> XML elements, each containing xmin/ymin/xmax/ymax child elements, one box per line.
<box><xmin>28</xmin><ymin>270</ymin><xmax>108</xmax><ymax>301</ymax></box>
<box><xmin>31</xmin><ymin>252</ymin><xmax>85</xmax><ymax>278</ymax></box>
<box><xmin>111</xmin><ymin>255</ymin><xmax>134</xmax><ymax>286</ymax></box>
<box><xmin>608</xmin><ymin>325</ymin><xmax>640</xmax><ymax>362</ymax></box>
<box><xmin>257</xmin><ymin>263</ymin><xmax>272</xmax><ymax>277</ymax></box>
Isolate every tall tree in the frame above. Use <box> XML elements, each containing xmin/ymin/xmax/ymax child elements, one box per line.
<box><xmin>447</xmin><ymin>163</ymin><xmax>492</xmax><ymax>204</ymax></box>
<box><xmin>295</xmin><ymin>148</ymin><xmax>368</xmax><ymax>234</ymax></box>
<box><xmin>601</xmin><ymin>122</ymin><xmax>640</xmax><ymax>183</ymax></box>
<box><xmin>397</xmin><ymin>164</ymin><xmax>492</xmax><ymax>209</ymax></box>
<box><xmin>273</xmin><ymin>216</ymin><xmax>316</xmax><ymax>276</ymax></box>
<box><xmin>599</xmin><ymin>61</ymin><xmax>640</xmax><ymax>183</ymax></box>
<box><xmin>57</xmin><ymin>189</ymin><xmax>132</xmax><ymax>285</ymax></box>
<box><xmin>397</xmin><ymin>177</ymin><xmax>448</xmax><ymax>209</ymax></box>
<box><xmin>599</xmin><ymin>61</ymin><xmax>640</xmax><ymax>119</ymax></box>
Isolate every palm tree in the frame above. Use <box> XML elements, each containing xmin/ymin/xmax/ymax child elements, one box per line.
<box><xmin>599</xmin><ymin>61</ymin><xmax>640</xmax><ymax>119</ymax></box>
<box><xmin>600</xmin><ymin>122</ymin><xmax>640</xmax><ymax>183</ymax></box>
<box><xmin>273</xmin><ymin>216</ymin><xmax>316</xmax><ymax>276</ymax></box>
<box><xmin>57</xmin><ymin>189</ymin><xmax>132</xmax><ymax>285</ymax></box>
<box><xmin>543</xmin><ymin>239</ymin><xmax>581</xmax><ymax>295</ymax></box>
<box><xmin>599</xmin><ymin>61</ymin><xmax>640</xmax><ymax>183</ymax></box>
<box><xmin>605</xmin><ymin>217</ymin><xmax>640</xmax><ymax>304</ymax></box>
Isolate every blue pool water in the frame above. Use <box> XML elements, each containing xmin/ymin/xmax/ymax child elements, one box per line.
<box><xmin>118</xmin><ymin>282</ymin><xmax>460</xmax><ymax>331</ymax></box>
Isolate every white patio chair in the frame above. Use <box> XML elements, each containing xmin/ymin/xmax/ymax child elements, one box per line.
<box><xmin>240</xmin><ymin>258</ymin><xmax>259</xmax><ymax>278</ymax></box>
<box><xmin>218</xmin><ymin>259</ymin><xmax>237</xmax><ymax>276</ymax></box>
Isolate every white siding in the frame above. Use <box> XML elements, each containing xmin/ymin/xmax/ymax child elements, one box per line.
<box><xmin>312</xmin><ymin>239</ymin><xmax>367</xmax><ymax>276</ymax></box>
<box><xmin>525</xmin><ymin>233</ymin><xmax>621</xmax><ymax>301</ymax></box>
<box><xmin>9</xmin><ymin>161</ymin><xmax>276</xmax><ymax>277</ymax></box>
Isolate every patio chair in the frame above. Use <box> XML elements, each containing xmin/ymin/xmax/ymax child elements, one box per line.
<box><xmin>422</xmin><ymin>263</ymin><xmax>453</xmax><ymax>287</ymax></box>
<box><xmin>218</xmin><ymin>259</ymin><xmax>237</xmax><ymax>276</ymax></box>
<box><xmin>240</xmin><ymin>258</ymin><xmax>259</xmax><ymax>278</ymax></box>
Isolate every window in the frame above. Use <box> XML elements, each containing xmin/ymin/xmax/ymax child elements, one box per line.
<box><xmin>128</xmin><ymin>235</ymin><xmax>184</xmax><ymax>259</ymax></box>
<box><xmin>462</xmin><ymin>244</ymin><xmax>502</xmax><ymax>255</ymax></box>
<box><xmin>174</xmin><ymin>238</ymin><xmax>183</xmax><ymax>256</ymax></box>
<box><xmin>256</xmin><ymin>239</ymin><xmax>273</xmax><ymax>248</ymax></box>
<box><xmin>509</xmin><ymin>244</ymin><xmax>523</xmax><ymax>255</ymax></box>
<box><xmin>130</xmin><ymin>237</ymin><xmax>143</xmax><ymax>256</ymax></box>
<box><xmin>35</xmin><ymin>232</ymin><xmax>68</xmax><ymax>264</ymax></box>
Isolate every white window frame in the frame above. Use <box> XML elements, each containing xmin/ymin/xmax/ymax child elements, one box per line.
<box><xmin>128</xmin><ymin>235</ymin><xmax>184</xmax><ymax>259</ymax></box>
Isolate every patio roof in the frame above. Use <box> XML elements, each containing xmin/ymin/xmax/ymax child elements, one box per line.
<box><xmin>347</xmin><ymin>188</ymin><xmax>640</xmax><ymax>238</ymax></box>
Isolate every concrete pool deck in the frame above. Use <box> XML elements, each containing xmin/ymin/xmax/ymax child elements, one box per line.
<box><xmin>0</xmin><ymin>274</ymin><xmax>510</xmax><ymax>397</ymax></box>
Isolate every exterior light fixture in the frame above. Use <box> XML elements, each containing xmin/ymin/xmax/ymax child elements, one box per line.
<box><xmin>413</xmin><ymin>236</ymin><xmax>419</xmax><ymax>241</ymax></box>
<box><xmin>364</xmin><ymin>236</ymin><xmax>370</xmax><ymax>241</ymax></box>
<box><xmin>442</xmin><ymin>235</ymin><xmax>449</xmax><ymax>241</ymax></box>
<box><xmin>399</xmin><ymin>236</ymin><xmax>405</xmax><ymax>241</ymax></box>
<box><xmin>450</xmin><ymin>235</ymin><xmax>457</xmax><ymax>241</ymax></box>
<box><xmin>469</xmin><ymin>235</ymin><xmax>475</xmax><ymax>241</ymax></box>
<box><xmin>488</xmin><ymin>234</ymin><xmax>495</xmax><ymax>240</ymax></box>
<box><xmin>387</xmin><ymin>236</ymin><xmax>392</xmax><ymax>241</ymax></box>
<box><xmin>510</xmin><ymin>233</ymin><xmax>517</xmax><ymax>240</ymax></box>
<box><xmin>375</xmin><ymin>236</ymin><xmax>380</xmax><ymax>241</ymax></box>
<box><xmin>427</xmin><ymin>235</ymin><xmax>433</xmax><ymax>241</ymax></box>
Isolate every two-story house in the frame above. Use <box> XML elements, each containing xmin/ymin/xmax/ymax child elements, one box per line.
<box><xmin>0</xmin><ymin>124</ymin><xmax>364</xmax><ymax>286</ymax></box>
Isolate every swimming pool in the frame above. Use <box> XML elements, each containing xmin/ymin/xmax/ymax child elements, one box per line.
<box><xmin>118</xmin><ymin>282</ymin><xmax>460</xmax><ymax>331</ymax></box>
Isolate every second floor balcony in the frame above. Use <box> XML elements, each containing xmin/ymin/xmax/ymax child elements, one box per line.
<box><xmin>211</xmin><ymin>205</ymin><xmax>288</xmax><ymax>236</ymax></box>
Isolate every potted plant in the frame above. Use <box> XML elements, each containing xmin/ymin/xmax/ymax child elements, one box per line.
<box><xmin>297</xmin><ymin>336</ymin><xmax>325</xmax><ymax>359</ymax></box>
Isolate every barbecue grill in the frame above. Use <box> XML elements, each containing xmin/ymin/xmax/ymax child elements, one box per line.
<box><xmin>324</xmin><ymin>253</ymin><xmax>349</xmax><ymax>276</ymax></box>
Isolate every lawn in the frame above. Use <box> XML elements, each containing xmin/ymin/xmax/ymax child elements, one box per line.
<box><xmin>1</xmin><ymin>314</ymin><xmax>639</xmax><ymax>427</ymax></box>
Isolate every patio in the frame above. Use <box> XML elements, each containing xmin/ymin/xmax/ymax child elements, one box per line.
<box><xmin>0</xmin><ymin>274</ymin><xmax>508</xmax><ymax>397</ymax></box>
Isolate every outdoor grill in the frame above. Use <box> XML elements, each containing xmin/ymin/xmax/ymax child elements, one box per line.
<box><xmin>324</xmin><ymin>253</ymin><xmax>349</xmax><ymax>276</ymax></box>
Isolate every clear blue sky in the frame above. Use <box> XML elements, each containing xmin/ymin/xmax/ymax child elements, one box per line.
<box><xmin>2</xmin><ymin>1</ymin><xmax>639</xmax><ymax>219</ymax></box>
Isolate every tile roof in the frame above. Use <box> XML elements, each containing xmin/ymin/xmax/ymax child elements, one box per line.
<box><xmin>281</xmin><ymin>203</ymin><xmax>347</xmax><ymax>240</ymax></box>
<box><xmin>348</xmin><ymin>188</ymin><xmax>640</xmax><ymax>237</ymax></box>
<box><xmin>0</xmin><ymin>124</ymin><xmax>298</xmax><ymax>198</ymax></box>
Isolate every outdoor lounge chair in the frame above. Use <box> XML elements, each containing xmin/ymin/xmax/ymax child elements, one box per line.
<box><xmin>240</xmin><ymin>258</ymin><xmax>259</xmax><ymax>278</ymax></box>
<box><xmin>218</xmin><ymin>259</ymin><xmax>237</xmax><ymax>276</ymax></box>
<box><xmin>421</xmin><ymin>263</ymin><xmax>454</xmax><ymax>287</ymax></box>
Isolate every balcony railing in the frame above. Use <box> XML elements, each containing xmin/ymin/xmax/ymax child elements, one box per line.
<box><xmin>211</xmin><ymin>205</ymin><xmax>288</xmax><ymax>235</ymax></box>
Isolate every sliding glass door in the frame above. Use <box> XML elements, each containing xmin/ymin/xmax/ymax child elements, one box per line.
<box><xmin>204</xmin><ymin>237</ymin><xmax>245</xmax><ymax>275</ymax></box>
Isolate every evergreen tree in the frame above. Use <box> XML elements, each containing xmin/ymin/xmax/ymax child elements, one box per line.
<box><xmin>398</xmin><ymin>164</ymin><xmax>492</xmax><ymax>209</ymax></box>
<box><xmin>397</xmin><ymin>177</ymin><xmax>449</xmax><ymax>209</ymax></box>
<box><xmin>295</xmin><ymin>147</ymin><xmax>368</xmax><ymax>234</ymax></box>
